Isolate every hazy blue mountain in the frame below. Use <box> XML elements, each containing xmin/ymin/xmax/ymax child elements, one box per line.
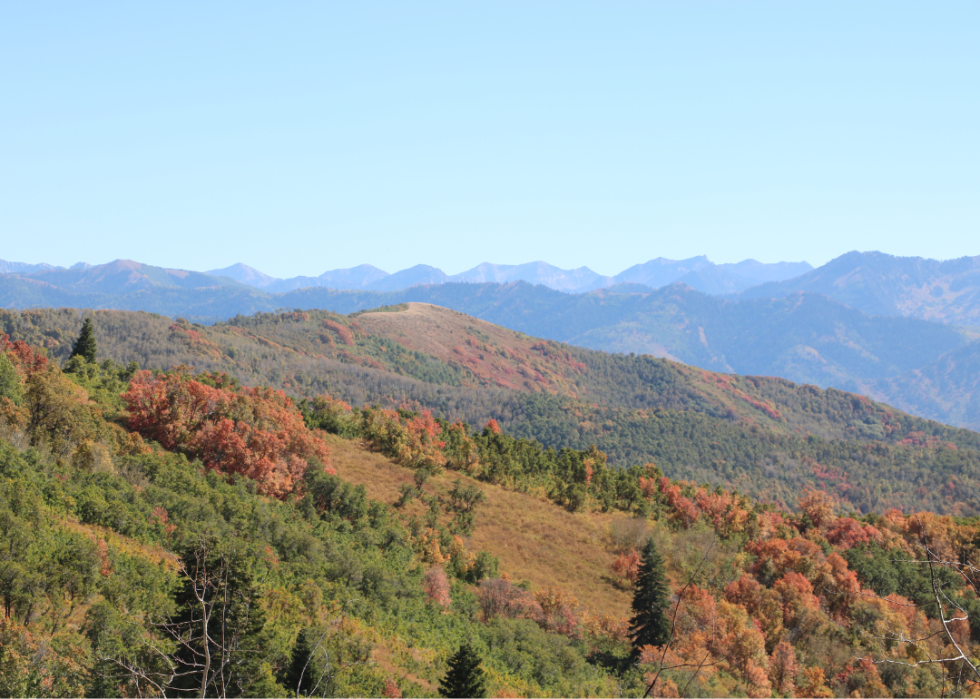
<box><xmin>263</xmin><ymin>264</ymin><xmax>390</xmax><ymax>292</ymax></box>
<box><xmin>613</xmin><ymin>255</ymin><xmax>715</xmax><ymax>287</ymax></box>
<box><xmin>0</xmin><ymin>258</ymin><xmax>64</xmax><ymax>274</ymax></box>
<box><xmin>365</xmin><ymin>264</ymin><xmax>448</xmax><ymax>291</ymax></box>
<box><xmin>21</xmin><ymin>259</ymin><xmax>248</xmax><ymax>294</ymax></box>
<box><xmin>861</xmin><ymin>339</ymin><xmax>980</xmax><ymax>431</ymax></box>
<box><xmin>207</xmin><ymin>263</ymin><xmax>278</xmax><ymax>288</ymax></box>
<box><xmin>739</xmin><ymin>251</ymin><xmax>980</xmax><ymax>325</ymax></box>
<box><xmin>719</xmin><ymin>259</ymin><xmax>813</xmax><ymax>283</ymax></box>
<box><xmin>449</xmin><ymin>261</ymin><xmax>612</xmax><ymax>292</ymax></box>
<box><xmin>613</xmin><ymin>256</ymin><xmax>812</xmax><ymax>294</ymax></box>
<box><xmin>183</xmin><ymin>256</ymin><xmax>817</xmax><ymax>295</ymax></box>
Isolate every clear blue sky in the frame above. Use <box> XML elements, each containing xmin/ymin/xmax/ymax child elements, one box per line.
<box><xmin>1</xmin><ymin>2</ymin><xmax>978</xmax><ymax>278</ymax></box>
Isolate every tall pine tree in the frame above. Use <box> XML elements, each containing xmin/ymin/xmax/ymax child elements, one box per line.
<box><xmin>628</xmin><ymin>537</ymin><xmax>672</xmax><ymax>662</ymax></box>
<box><xmin>69</xmin><ymin>318</ymin><xmax>98</xmax><ymax>363</ymax></box>
<box><xmin>439</xmin><ymin>644</ymin><xmax>487</xmax><ymax>698</ymax></box>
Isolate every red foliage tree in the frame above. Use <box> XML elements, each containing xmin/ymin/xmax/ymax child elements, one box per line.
<box><xmin>0</xmin><ymin>334</ymin><xmax>48</xmax><ymax>378</ymax></box>
<box><xmin>381</xmin><ymin>678</ymin><xmax>402</xmax><ymax>698</ymax></box>
<box><xmin>477</xmin><ymin>577</ymin><xmax>541</xmax><ymax>622</ymax></box>
<box><xmin>659</xmin><ymin>478</ymin><xmax>699</xmax><ymax>527</ymax></box>
<box><xmin>122</xmin><ymin>369</ymin><xmax>333</xmax><ymax>498</ymax></box>
<box><xmin>774</xmin><ymin>572</ymin><xmax>820</xmax><ymax>630</ymax></box>
<box><xmin>825</xmin><ymin>517</ymin><xmax>882</xmax><ymax>549</ymax></box>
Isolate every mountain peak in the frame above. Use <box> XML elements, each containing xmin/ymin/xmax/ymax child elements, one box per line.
<box><xmin>207</xmin><ymin>263</ymin><xmax>278</xmax><ymax>288</ymax></box>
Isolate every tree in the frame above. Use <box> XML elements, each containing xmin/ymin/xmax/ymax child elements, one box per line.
<box><xmin>439</xmin><ymin>644</ymin><xmax>487</xmax><ymax>698</ymax></box>
<box><xmin>69</xmin><ymin>318</ymin><xmax>98</xmax><ymax>364</ymax></box>
<box><xmin>424</xmin><ymin>565</ymin><xmax>451</xmax><ymax>608</ymax></box>
<box><xmin>629</xmin><ymin>537</ymin><xmax>672</xmax><ymax>662</ymax></box>
<box><xmin>162</xmin><ymin>535</ymin><xmax>267</xmax><ymax>697</ymax></box>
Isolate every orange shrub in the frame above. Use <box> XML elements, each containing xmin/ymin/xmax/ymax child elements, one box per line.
<box><xmin>123</xmin><ymin>369</ymin><xmax>333</xmax><ymax>498</ymax></box>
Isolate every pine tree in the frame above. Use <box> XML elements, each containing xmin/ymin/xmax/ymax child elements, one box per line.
<box><xmin>283</xmin><ymin>626</ymin><xmax>319</xmax><ymax>696</ymax></box>
<box><xmin>628</xmin><ymin>537</ymin><xmax>672</xmax><ymax>662</ymax></box>
<box><xmin>69</xmin><ymin>318</ymin><xmax>98</xmax><ymax>363</ymax></box>
<box><xmin>439</xmin><ymin>644</ymin><xmax>487</xmax><ymax>698</ymax></box>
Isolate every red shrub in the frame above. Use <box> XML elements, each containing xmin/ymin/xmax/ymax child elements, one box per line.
<box><xmin>122</xmin><ymin>369</ymin><xmax>332</xmax><ymax>498</ymax></box>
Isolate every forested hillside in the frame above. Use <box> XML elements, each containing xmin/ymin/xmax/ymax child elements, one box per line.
<box><xmin>1</xmin><ymin>313</ymin><xmax>979</xmax><ymax>697</ymax></box>
<box><xmin>3</xmin><ymin>306</ymin><xmax>980</xmax><ymax>517</ymax></box>
<box><xmin>5</xmin><ymin>266</ymin><xmax>979</xmax><ymax>432</ymax></box>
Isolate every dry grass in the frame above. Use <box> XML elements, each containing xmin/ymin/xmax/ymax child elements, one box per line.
<box><xmin>328</xmin><ymin>435</ymin><xmax>631</xmax><ymax>618</ymax></box>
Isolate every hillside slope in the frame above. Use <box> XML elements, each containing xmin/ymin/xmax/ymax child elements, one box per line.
<box><xmin>4</xmin><ymin>305</ymin><xmax>980</xmax><ymax>515</ymax></box>
<box><xmin>2</xmin><ymin>328</ymin><xmax>979</xmax><ymax>697</ymax></box>
<box><xmin>861</xmin><ymin>340</ymin><xmax>980</xmax><ymax>431</ymax></box>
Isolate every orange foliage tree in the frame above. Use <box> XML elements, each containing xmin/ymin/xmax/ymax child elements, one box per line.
<box><xmin>122</xmin><ymin>368</ymin><xmax>333</xmax><ymax>497</ymax></box>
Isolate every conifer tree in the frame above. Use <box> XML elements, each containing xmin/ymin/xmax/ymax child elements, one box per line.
<box><xmin>439</xmin><ymin>644</ymin><xmax>487</xmax><ymax>698</ymax></box>
<box><xmin>628</xmin><ymin>537</ymin><xmax>672</xmax><ymax>662</ymax></box>
<box><xmin>69</xmin><ymin>317</ymin><xmax>98</xmax><ymax>363</ymax></box>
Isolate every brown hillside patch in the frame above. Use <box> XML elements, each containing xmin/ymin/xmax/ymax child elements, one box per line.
<box><xmin>353</xmin><ymin>303</ymin><xmax>587</xmax><ymax>394</ymax></box>
<box><xmin>328</xmin><ymin>434</ymin><xmax>631</xmax><ymax>618</ymax></box>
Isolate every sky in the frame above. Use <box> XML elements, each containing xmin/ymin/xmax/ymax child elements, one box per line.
<box><xmin>1</xmin><ymin>2</ymin><xmax>978</xmax><ymax>278</ymax></box>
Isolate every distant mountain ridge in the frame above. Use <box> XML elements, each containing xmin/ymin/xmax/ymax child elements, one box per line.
<box><xmin>201</xmin><ymin>256</ymin><xmax>816</xmax><ymax>295</ymax></box>
<box><xmin>739</xmin><ymin>250</ymin><xmax>980</xmax><ymax>325</ymax></box>
<box><xmin>3</xmin><ymin>254</ymin><xmax>814</xmax><ymax>296</ymax></box>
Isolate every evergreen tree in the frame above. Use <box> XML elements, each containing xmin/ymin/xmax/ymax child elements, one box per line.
<box><xmin>283</xmin><ymin>626</ymin><xmax>321</xmax><ymax>697</ymax></box>
<box><xmin>439</xmin><ymin>644</ymin><xmax>487</xmax><ymax>698</ymax></box>
<box><xmin>628</xmin><ymin>537</ymin><xmax>672</xmax><ymax>662</ymax></box>
<box><xmin>69</xmin><ymin>317</ymin><xmax>98</xmax><ymax>363</ymax></box>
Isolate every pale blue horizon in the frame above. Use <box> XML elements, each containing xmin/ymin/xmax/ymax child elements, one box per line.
<box><xmin>1</xmin><ymin>2</ymin><xmax>978</xmax><ymax>278</ymax></box>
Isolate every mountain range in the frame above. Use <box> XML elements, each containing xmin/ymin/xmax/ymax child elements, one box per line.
<box><xmin>205</xmin><ymin>256</ymin><xmax>815</xmax><ymax>295</ymax></box>
<box><xmin>2</xmin><ymin>251</ymin><xmax>980</xmax><ymax>429</ymax></box>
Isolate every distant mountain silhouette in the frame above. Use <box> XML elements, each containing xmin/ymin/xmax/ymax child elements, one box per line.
<box><xmin>0</xmin><ymin>255</ymin><xmax>813</xmax><ymax>295</ymax></box>
<box><xmin>20</xmin><ymin>259</ymin><xmax>247</xmax><ymax>295</ymax></box>
<box><xmin>365</xmin><ymin>264</ymin><xmax>448</xmax><ymax>291</ymax></box>
<box><xmin>739</xmin><ymin>251</ymin><xmax>980</xmax><ymax>325</ymax></box>
<box><xmin>208</xmin><ymin>263</ymin><xmax>278</xmax><ymax>288</ymax></box>
<box><xmin>0</xmin><ymin>258</ymin><xmax>63</xmax><ymax>275</ymax></box>
<box><xmin>449</xmin><ymin>261</ymin><xmax>612</xmax><ymax>292</ymax></box>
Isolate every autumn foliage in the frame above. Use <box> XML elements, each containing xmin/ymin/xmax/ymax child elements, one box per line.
<box><xmin>122</xmin><ymin>368</ymin><xmax>333</xmax><ymax>497</ymax></box>
<box><xmin>423</xmin><ymin>565</ymin><xmax>451</xmax><ymax>608</ymax></box>
<box><xmin>1</xmin><ymin>335</ymin><xmax>50</xmax><ymax>380</ymax></box>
